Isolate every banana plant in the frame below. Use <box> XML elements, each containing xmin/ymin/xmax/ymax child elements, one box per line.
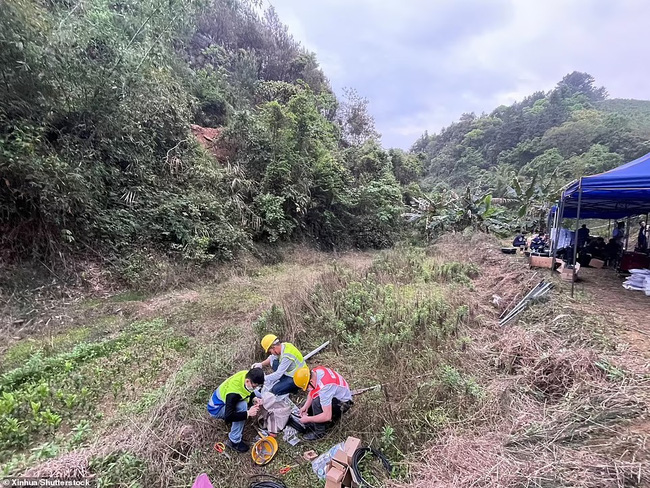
<box><xmin>403</xmin><ymin>186</ymin><xmax>507</xmax><ymax>237</ymax></box>
<box><xmin>493</xmin><ymin>170</ymin><xmax>561</xmax><ymax>231</ymax></box>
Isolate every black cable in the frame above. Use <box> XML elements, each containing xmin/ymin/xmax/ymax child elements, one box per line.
<box><xmin>248</xmin><ymin>474</ymin><xmax>287</xmax><ymax>488</ymax></box>
<box><xmin>350</xmin><ymin>447</ymin><xmax>392</xmax><ymax>488</ymax></box>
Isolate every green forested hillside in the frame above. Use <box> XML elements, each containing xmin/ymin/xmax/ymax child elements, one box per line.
<box><xmin>598</xmin><ymin>98</ymin><xmax>650</xmax><ymax>138</ymax></box>
<box><xmin>1</xmin><ymin>0</ymin><xmax>420</xmax><ymax>281</ymax></box>
<box><xmin>413</xmin><ymin>73</ymin><xmax>650</xmax><ymax>195</ymax></box>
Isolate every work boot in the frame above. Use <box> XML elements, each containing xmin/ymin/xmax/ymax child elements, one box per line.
<box><xmin>303</xmin><ymin>424</ymin><xmax>327</xmax><ymax>441</ymax></box>
<box><xmin>226</xmin><ymin>439</ymin><xmax>249</xmax><ymax>453</ymax></box>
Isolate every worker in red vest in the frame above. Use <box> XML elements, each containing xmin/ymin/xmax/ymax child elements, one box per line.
<box><xmin>291</xmin><ymin>366</ymin><xmax>353</xmax><ymax>440</ymax></box>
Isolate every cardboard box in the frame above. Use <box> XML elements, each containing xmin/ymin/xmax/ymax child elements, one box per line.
<box><xmin>529</xmin><ymin>255</ymin><xmax>554</xmax><ymax>269</ymax></box>
<box><xmin>560</xmin><ymin>263</ymin><xmax>580</xmax><ymax>281</ymax></box>
<box><xmin>343</xmin><ymin>436</ymin><xmax>362</xmax><ymax>464</ymax></box>
<box><xmin>303</xmin><ymin>450</ymin><xmax>318</xmax><ymax>462</ymax></box>
<box><xmin>590</xmin><ymin>258</ymin><xmax>604</xmax><ymax>269</ymax></box>
<box><xmin>326</xmin><ymin>464</ymin><xmax>345</xmax><ymax>484</ymax></box>
<box><xmin>333</xmin><ymin>449</ymin><xmax>348</xmax><ymax>466</ymax></box>
<box><xmin>324</xmin><ymin>436</ymin><xmax>362</xmax><ymax>487</ymax></box>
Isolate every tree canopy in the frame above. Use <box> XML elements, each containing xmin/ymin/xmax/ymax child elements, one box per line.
<box><xmin>0</xmin><ymin>0</ymin><xmax>410</xmax><ymax>282</ymax></box>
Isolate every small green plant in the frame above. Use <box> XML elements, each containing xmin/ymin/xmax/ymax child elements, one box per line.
<box><xmin>595</xmin><ymin>359</ymin><xmax>626</xmax><ymax>381</ymax></box>
<box><xmin>381</xmin><ymin>424</ymin><xmax>396</xmax><ymax>451</ymax></box>
<box><xmin>71</xmin><ymin>420</ymin><xmax>92</xmax><ymax>446</ymax></box>
<box><xmin>252</xmin><ymin>305</ymin><xmax>287</xmax><ymax>339</ymax></box>
<box><xmin>430</xmin><ymin>262</ymin><xmax>479</xmax><ymax>284</ymax></box>
<box><xmin>29</xmin><ymin>441</ymin><xmax>60</xmax><ymax>461</ymax></box>
<box><xmin>90</xmin><ymin>451</ymin><xmax>147</xmax><ymax>488</ymax></box>
<box><xmin>438</xmin><ymin>365</ymin><xmax>485</xmax><ymax>400</ymax></box>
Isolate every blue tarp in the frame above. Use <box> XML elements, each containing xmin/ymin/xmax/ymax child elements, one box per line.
<box><xmin>555</xmin><ymin>151</ymin><xmax>650</xmax><ymax>219</ymax></box>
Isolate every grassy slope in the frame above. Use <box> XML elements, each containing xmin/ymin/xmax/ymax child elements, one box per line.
<box><xmin>1</xmin><ymin>239</ymin><xmax>648</xmax><ymax>487</ymax></box>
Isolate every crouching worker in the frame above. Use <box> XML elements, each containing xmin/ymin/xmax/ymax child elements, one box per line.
<box><xmin>252</xmin><ymin>334</ymin><xmax>305</xmax><ymax>396</ymax></box>
<box><xmin>207</xmin><ymin>368</ymin><xmax>264</xmax><ymax>453</ymax></box>
<box><xmin>292</xmin><ymin>366</ymin><xmax>353</xmax><ymax>440</ymax></box>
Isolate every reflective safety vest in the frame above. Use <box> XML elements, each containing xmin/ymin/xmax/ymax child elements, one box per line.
<box><xmin>281</xmin><ymin>342</ymin><xmax>305</xmax><ymax>377</ymax></box>
<box><xmin>217</xmin><ymin>370</ymin><xmax>252</xmax><ymax>402</ymax></box>
<box><xmin>309</xmin><ymin>366</ymin><xmax>348</xmax><ymax>400</ymax></box>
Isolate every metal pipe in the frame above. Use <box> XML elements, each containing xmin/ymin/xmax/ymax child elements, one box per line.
<box><xmin>500</xmin><ymin>284</ymin><xmax>553</xmax><ymax>325</ymax></box>
<box><xmin>571</xmin><ymin>179</ymin><xmax>583</xmax><ymax>298</ymax></box>
<box><xmin>500</xmin><ymin>296</ymin><xmax>534</xmax><ymax>325</ymax></box>
<box><xmin>550</xmin><ymin>197</ymin><xmax>565</xmax><ymax>275</ymax></box>
<box><xmin>505</xmin><ymin>281</ymin><xmax>544</xmax><ymax>312</ymax></box>
<box><xmin>500</xmin><ymin>290</ymin><xmax>553</xmax><ymax>327</ymax></box>
<box><xmin>499</xmin><ymin>272</ymin><xmax>540</xmax><ymax>319</ymax></box>
<box><xmin>499</xmin><ymin>282</ymin><xmax>549</xmax><ymax>325</ymax></box>
<box><xmin>304</xmin><ymin>341</ymin><xmax>330</xmax><ymax>360</ymax></box>
<box><xmin>499</xmin><ymin>299</ymin><xmax>531</xmax><ymax>325</ymax></box>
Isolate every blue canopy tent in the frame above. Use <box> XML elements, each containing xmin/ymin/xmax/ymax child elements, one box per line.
<box><xmin>549</xmin><ymin>151</ymin><xmax>650</xmax><ymax>295</ymax></box>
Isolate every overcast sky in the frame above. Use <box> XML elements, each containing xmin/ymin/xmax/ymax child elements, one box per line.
<box><xmin>269</xmin><ymin>0</ymin><xmax>650</xmax><ymax>149</ymax></box>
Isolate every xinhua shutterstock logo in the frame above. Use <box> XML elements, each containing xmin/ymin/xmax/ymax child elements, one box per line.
<box><xmin>2</xmin><ymin>479</ymin><xmax>94</xmax><ymax>487</ymax></box>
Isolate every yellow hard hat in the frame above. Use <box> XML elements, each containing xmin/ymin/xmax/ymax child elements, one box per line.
<box><xmin>293</xmin><ymin>366</ymin><xmax>311</xmax><ymax>391</ymax></box>
<box><xmin>261</xmin><ymin>334</ymin><xmax>279</xmax><ymax>353</ymax></box>
<box><xmin>252</xmin><ymin>435</ymin><xmax>278</xmax><ymax>465</ymax></box>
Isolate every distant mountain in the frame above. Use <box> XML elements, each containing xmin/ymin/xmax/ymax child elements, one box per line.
<box><xmin>413</xmin><ymin>72</ymin><xmax>650</xmax><ymax>194</ymax></box>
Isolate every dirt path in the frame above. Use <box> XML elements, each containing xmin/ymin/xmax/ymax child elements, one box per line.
<box><xmin>575</xmin><ymin>268</ymin><xmax>650</xmax><ymax>359</ymax></box>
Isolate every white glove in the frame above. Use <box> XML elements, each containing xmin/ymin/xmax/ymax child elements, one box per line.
<box><xmin>252</xmin><ymin>362</ymin><xmax>263</xmax><ymax>369</ymax></box>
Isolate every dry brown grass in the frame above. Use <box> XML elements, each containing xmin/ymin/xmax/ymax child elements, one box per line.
<box><xmin>15</xmin><ymin>235</ymin><xmax>650</xmax><ymax>488</ymax></box>
<box><xmin>24</xmin><ymin>449</ymin><xmax>94</xmax><ymax>479</ymax></box>
<box><xmin>391</xmin><ymin>234</ymin><xmax>650</xmax><ymax>488</ymax></box>
<box><xmin>399</xmin><ymin>429</ymin><xmax>646</xmax><ymax>488</ymax></box>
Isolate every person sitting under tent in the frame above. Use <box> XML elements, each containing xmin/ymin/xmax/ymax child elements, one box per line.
<box><xmin>530</xmin><ymin>234</ymin><xmax>547</xmax><ymax>252</ymax></box>
<box><xmin>586</xmin><ymin>237</ymin><xmax>606</xmax><ymax>261</ymax></box>
<box><xmin>556</xmin><ymin>245</ymin><xmax>575</xmax><ymax>265</ymax></box>
<box><xmin>577</xmin><ymin>241</ymin><xmax>593</xmax><ymax>267</ymax></box>
<box><xmin>637</xmin><ymin>221</ymin><xmax>648</xmax><ymax>252</ymax></box>
<box><xmin>512</xmin><ymin>232</ymin><xmax>527</xmax><ymax>248</ymax></box>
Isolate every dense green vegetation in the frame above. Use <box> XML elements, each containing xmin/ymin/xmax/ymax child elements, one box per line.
<box><xmin>1</xmin><ymin>0</ymin><xmax>420</xmax><ymax>280</ymax></box>
<box><xmin>411</xmin><ymin>72</ymin><xmax>650</xmax><ymax>232</ymax></box>
<box><xmin>598</xmin><ymin>98</ymin><xmax>650</xmax><ymax>138</ymax></box>
<box><xmin>3</xmin><ymin>0</ymin><xmax>650</xmax><ymax>276</ymax></box>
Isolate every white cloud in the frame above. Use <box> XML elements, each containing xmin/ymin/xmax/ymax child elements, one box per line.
<box><xmin>268</xmin><ymin>0</ymin><xmax>650</xmax><ymax>148</ymax></box>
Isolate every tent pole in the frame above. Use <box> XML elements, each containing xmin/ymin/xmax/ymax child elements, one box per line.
<box><xmin>571</xmin><ymin>179</ymin><xmax>583</xmax><ymax>298</ymax></box>
<box><xmin>607</xmin><ymin>219</ymin><xmax>611</xmax><ymax>238</ymax></box>
<box><xmin>625</xmin><ymin>216</ymin><xmax>631</xmax><ymax>251</ymax></box>
<box><xmin>550</xmin><ymin>198</ymin><xmax>565</xmax><ymax>275</ymax></box>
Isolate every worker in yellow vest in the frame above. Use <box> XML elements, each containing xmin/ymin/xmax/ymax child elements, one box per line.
<box><xmin>252</xmin><ymin>334</ymin><xmax>305</xmax><ymax>396</ymax></box>
<box><xmin>207</xmin><ymin>368</ymin><xmax>264</xmax><ymax>452</ymax></box>
<box><xmin>290</xmin><ymin>365</ymin><xmax>353</xmax><ymax>440</ymax></box>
